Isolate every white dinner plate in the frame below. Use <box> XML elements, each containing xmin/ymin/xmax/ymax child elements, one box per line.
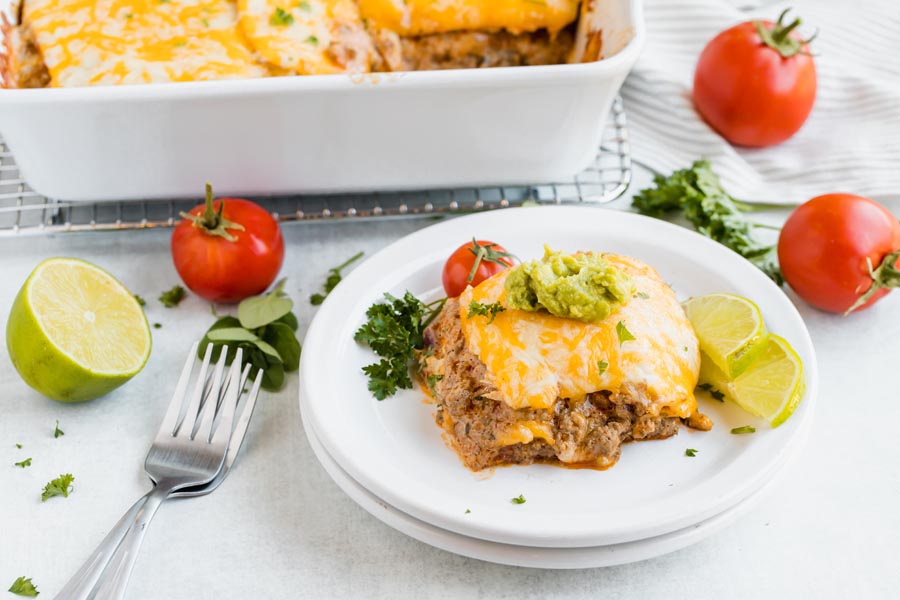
<box><xmin>299</xmin><ymin>207</ymin><xmax>818</xmax><ymax>548</ymax></box>
<box><xmin>300</xmin><ymin>398</ymin><xmax>811</xmax><ymax>569</ymax></box>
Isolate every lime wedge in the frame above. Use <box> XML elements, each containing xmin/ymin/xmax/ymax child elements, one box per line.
<box><xmin>683</xmin><ymin>293</ymin><xmax>769</xmax><ymax>378</ymax></box>
<box><xmin>6</xmin><ymin>258</ymin><xmax>151</xmax><ymax>402</ymax></box>
<box><xmin>698</xmin><ymin>335</ymin><xmax>804</xmax><ymax>427</ymax></box>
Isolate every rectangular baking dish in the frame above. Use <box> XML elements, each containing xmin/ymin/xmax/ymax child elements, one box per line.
<box><xmin>0</xmin><ymin>0</ymin><xmax>644</xmax><ymax>202</ymax></box>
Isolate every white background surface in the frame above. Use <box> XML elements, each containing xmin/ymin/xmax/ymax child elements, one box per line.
<box><xmin>0</xmin><ymin>171</ymin><xmax>898</xmax><ymax>599</ymax></box>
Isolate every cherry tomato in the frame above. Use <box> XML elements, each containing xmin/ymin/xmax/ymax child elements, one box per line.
<box><xmin>442</xmin><ymin>239</ymin><xmax>515</xmax><ymax>298</ymax></box>
<box><xmin>693</xmin><ymin>10</ymin><xmax>817</xmax><ymax>148</ymax></box>
<box><xmin>171</xmin><ymin>184</ymin><xmax>284</xmax><ymax>303</ymax></box>
<box><xmin>778</xmin><ymin>194</ymin><xmax>900</xmax><ymax>314</ymax></box>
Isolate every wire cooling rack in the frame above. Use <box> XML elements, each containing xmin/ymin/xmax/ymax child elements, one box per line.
<box><xmin>0</xmin><ymin>98</ymin><xmax>630</xmax><ymax>237</ymax></box>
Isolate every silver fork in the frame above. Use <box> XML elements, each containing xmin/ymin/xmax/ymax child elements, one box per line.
<box><xmin>60</xmin><ymin>342</ymin><xmax>250</xmax><ymax>600</ymax></box>
<box><xmin>55</xmin><ymin>345</ymin><xmax>263</xmax><ymax>600</ymax></box>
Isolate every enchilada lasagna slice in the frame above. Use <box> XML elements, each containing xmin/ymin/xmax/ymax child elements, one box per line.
<box><xmin>419</xmin><ymin>254</ymin><xmax>711</xmax><ymax>471</ymax></box>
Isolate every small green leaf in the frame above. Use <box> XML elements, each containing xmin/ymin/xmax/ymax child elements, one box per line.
<box><xmin>464</xmin><ymin>508</ymin><xmax>471</xmax><ymax>514</ymax></box>
<box><xmin>263</xmin><ymin>323</ymin><xmax>301</xmax><ymax>371</ymax></box>
<box><xmin>15</xmin><ymin>443</ymin><xmax>22</xmax><ymax>449</ymax></box>
<box><xmin>153</xmin><ymin>323</ymin><xmax>162</xmax><ymax>329</ymax></box>
<box><xmin>305</xmin><ymin>35</ymin><xmax>318</xmax><ymax>44</ymax></box>
<box><xmin>270</xmin><ymin>7</ymin><xmax>294</xmax><ymax>26</ymax></box>
<box><xmin>616</xmin><ymin>321</ymin><xmax>636</xmax><ymax>344</ymax></box>
<box><xmin>53</xmin><ymin>420</ymin><xmax>64</xmax><ymax>439</ymax></box>
<box><xmin>685</xmin><ymin>448</ymin><xmax>698</xmax><ymax>457</ymax></box>
<box><xmin>159</xmin><ymin>285</ymin><xmax>187</xmax><ymax>308</ymax></box>
<box><xmin>511</xmin><ymin>494</ymin><xmax>526</xmax><ymax>505</ymax></box>
<box><xmin>262</xmin><ymin>361</ymin><xmax>285</xmax><ymax>390</ymax></box>
<box><xmin>238</xmin><ymin>279</ymin><xmax>293</xmax><ymax>329</ymax></box>
<box><xmin>731</xmin><ymin>426</ymin><xmax>756</xmax><ymax>435</ymax></box>
<box><xmin>41</xmin><ymin>473</ymin><xmax>74</xmax><ymax>501</ymax></box>
<box><xmin>636</xmin><ymin>291</ymin><xmax>650</xmax><ymax>299</ymax></box>
<box><xmin>8</xmin><ymin>576</ymin><xmax>39</xmax><ymax>597</ymax></box>
<box><xmin>597</xmin><ymin>360</ymin><xmax>608</xmax><ymax>376</ymax></box>
<box><xmin>253</xmin><ymin>339</ymin><xmax>283</xmax><ymax>364</ymax></box>
<box><xmin>133</xmin><ymin>294</ymin><xmax>146</xmax><ymax>306</ymax></box>
<box><xmin>14</xmin><ymin>457</ymin><xmax>32</xmax><ymax>468</ymax></box>
<box><xmin>207</xmin><ymin>328</ymin><xmax>262</xmax><ymax>343</ymax></box>
<box><xmin>275</xmin><ymin>311</ymin><xmax>299</xmax><ymax>331</ymax></box>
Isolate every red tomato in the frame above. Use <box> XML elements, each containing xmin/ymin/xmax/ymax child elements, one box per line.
<box><xmin>442</xmin><ymin>239</ymin><xmax>515</xmax><ymax>297</ymax></box>
<box><xmin>778</xmin><ymin>194</ymin><xmax>900</xmax><ymax>314</ymax></box>
<box><xmin>693</xmin><ymin>10</ymin><xmax>817</xmax><ymax>147</ymax></box>
<box><xmin>172</xmin><ymin>184</ymin><xmax>284</xmax><ymax>303</ymax></box>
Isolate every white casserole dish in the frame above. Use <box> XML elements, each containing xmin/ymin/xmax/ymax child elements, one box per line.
<box><xmin>0</xmin><ymin>0</ymin><xmax>644</xmax><ymax>202</ymax></box>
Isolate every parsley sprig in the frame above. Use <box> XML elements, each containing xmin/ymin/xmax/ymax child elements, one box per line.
<box><xmin>466</xmin><ymin>239</ymin><xmax>515</xmax><ymax>284</ymax></box>
<box><xmin>467</xmin><ymin>301</ymin><xmax>505</xmax><ymax>324</ymax></box>
<box><xmin>310</xmin><ymin>251</ymin><xmax>363</xmax><ymax>305</ymax></box>
<box><xmin>8</xmin><ymin>576</ymin><xmax>39</xmax><ymax>597</ymax></box>
<box><xmin>355</xmin><ymin>292</ymin><xmax>446</xmax><ymax>400</ymax></box>
<box><xmin>199</xmin><ymin>280</ymin><xmax>301</xmax><ymax>391</ymax></box>
<box><xmin>41</xmin><ymin>473</ymin><xmax>74</xmax><ymax>502</ymax></box>
<box><xmin>633</xmin><ymin>160</ymin><xmax>782</xmax><ymax>284</ymax></box>
<box><xmin>159</xmin><ymin>285</ymin><xmax>187</xmax><ymax>308</ymax></box>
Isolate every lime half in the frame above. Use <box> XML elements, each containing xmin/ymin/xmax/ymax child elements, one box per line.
<box><xmin>6</xmin><ymin>258</ymin><xmax>151</xmax><ymax>402</ymax></box>
<box><xmin>699</xmin><ymin>335</ymin><xmax>805</xmax><ymax>427</ymax></box>
<box><xmin>684</xmin><ymin>293</ymin><xmax>769</xmax><ymax>378</ymax></box>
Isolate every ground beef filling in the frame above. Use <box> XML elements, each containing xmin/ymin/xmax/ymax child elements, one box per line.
<box><xmin>420</xmin><ymin>298</ymin><xmax>699</xmax><ymax>471</ymax></box>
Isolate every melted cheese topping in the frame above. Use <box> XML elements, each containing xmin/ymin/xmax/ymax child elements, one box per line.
<box><xmin>237</xmin><ymin>0</ymin><xmax>372</xmax><ymax>74</ymax></box>
<box><xmin>460</xmin><ymin>254</ymin><xmax>700</xmax><ymax>416</ymax></box>
<box><xmin>357</xmin><ymin>0</ymin><xmax>579</xmax><ymax>36</ymax></box>
<box><xmin>495</xmin><ymin>420</ymin><xmax>554</xmax><ymax>447</ymax></box>
<box><xmin>23</xmin><ymin>0</ymin><xmax>268</xmax><ymax>86</ymax></box>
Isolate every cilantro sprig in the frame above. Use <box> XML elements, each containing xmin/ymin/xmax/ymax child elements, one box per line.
<box><xmin>42</xmin><ymin>474</ymin><xmax>74</xmax><ymax>502</ymax></box>
<box><xmin>467</xmin><ymin>301</ymin><xmax>505</xmax><ymax>324</ymax></box>
<box><xmin>355</xmin><ymin>292</ymin><xmax>446</xmax><ymax>400</ymax></box>
<box><xmin>310</xmin><ymin>251</ymin><xmax>363</xmax><ymax>305</ymax></box>
<box><xmin>14</xmin><ymin>458</ymin><xmax>32</xmax><ymax>468</ymax></box>
<box><xmin>633</xmin><ymin>160</ymin><xmax>782</xmax><ymax>284</ymax></box>
<box><xmin>199</xmin><ymin>280</ymin><xmax>301</xmax><ymax>391</ymax></box>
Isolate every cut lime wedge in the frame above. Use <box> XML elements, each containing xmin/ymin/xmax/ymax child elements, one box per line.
<box><xmin>684</xmin><ymin>293</ymin><xmax>769</xmax><ymax>378</ymax></box>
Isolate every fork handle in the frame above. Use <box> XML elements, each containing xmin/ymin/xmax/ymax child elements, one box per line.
<box><xmin>54</xmin><ymin>492</ymin><xmax>151</xmax><ymax>600</ymax></box>
<box><xmin>91</xmin><ymin>486</ymin><xmax>169</xmax><ymax>600</ymax></box>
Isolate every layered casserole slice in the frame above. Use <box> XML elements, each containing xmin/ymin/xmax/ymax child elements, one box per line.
<box><xmin>419</xmin><ymin>252</ymin><xmax>712</xmax><ymax>471</ymax></box>
<box><xmin>2</xmin><ymin>0</ymin><xmax>618</xmax><ymax>87</ymax></box>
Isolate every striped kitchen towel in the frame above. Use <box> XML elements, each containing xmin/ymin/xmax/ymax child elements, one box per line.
<box><xmin>622</xmin><ymin>0</ymin><xmax>900</xmax><ymax>204</ymax></box>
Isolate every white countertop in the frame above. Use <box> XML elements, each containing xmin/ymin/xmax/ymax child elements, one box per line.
<box><xmin>1</xmin><ymin>171</ymin><xmax>897</xmax><ymax>599</ymax></box>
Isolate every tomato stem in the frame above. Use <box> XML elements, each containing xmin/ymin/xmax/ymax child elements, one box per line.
<box><xmin>845</xmin><ymin>250</ymin><xmax>900</xmax><ymax>315</ymax></box>
<box><xmin>754</xmin><ymin>9</ymin><xmax>816</xmax><ymax>59</ymax></box>
<box><xmin>179</xmin><ymin>182</ymin><xmax>245</xmax><ymax>242</ymax></box>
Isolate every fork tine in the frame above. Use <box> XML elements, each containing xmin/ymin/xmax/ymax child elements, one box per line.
<box><xmin>211</xmin><ymin>348</ymin><xmax>248</xmax><ymax>447</ymax></box>
<box><xmin>174</xmin><ymin>343</ymin><xmax>217</xmax><ymax>438</ymax></box>
<box><xmin>222</xmin><ymin>365</ymin><xmax>262</xmax><ymax>469</ymax></box>
<box><xmin>156</xmin><ymin>341</ymin><xmax>200</xmax><ymax>438</ymax></box>
<box><xmin>195</xmin><ymin>344</ymin><xmax>230</xmax><ymax>442</ymax></box>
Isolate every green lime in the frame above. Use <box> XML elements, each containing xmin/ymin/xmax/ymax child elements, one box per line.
<box><xmin>7</xmin><ymin>258</ymin><xmax>151</xmax><ymax>402</ymax></box>
<box><xmin>684</xmin><ymin>293</ymin><xmax>769</xmax><ymax>378</ymax></box>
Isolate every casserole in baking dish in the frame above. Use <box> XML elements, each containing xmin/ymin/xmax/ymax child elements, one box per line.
<box><xmin>0</xmin><ymin>0</ymin><xmax>644</xmax><ymax>201</ymax></box>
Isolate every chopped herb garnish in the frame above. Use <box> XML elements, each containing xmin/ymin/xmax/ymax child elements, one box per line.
<box><xmin>466</xmin><ymin>238</ymin><xmax>515</xmax><ymax>284</ymax></box>
<box><xmin>270</xmin><ymin>7</ymin><xmax>294</xmax><ymax>26</ymax></box>
<box><xmin>683</xmin><ymin>346</ymin><xmax>688</xmax><ymax>352</ymax></box>
<box><xmin>53</xmin><ymin>420</ymin><xmax>64</xmax><ymax>439</ymax></box>
<box><xmin>202</xmin><ymin>18</ymin><xmax>210</xmax><ymax>27</ymax></box>
<box><xmin>8</xmin><ymin>576</ymin><xmax>39</xmax><ymax>597</ymax></box>
<box><xmin>464</xmin><ymin>508</ymin><xmax>471</xmax><ymax>514</ymax></box>
<box><xmin>597</xmin><ymin>360</ymin><xmax>608</xmax><ymax>375</ymax></box>
<box><xmin>125</xmin><ymin>13</ymin><xmax>133</xmax><ymax>19</ymax></box>
<box><xmin>511</xmin><ymin>494</ymin><xmax>526</xmax><ymax>505</ymax></box>
<box><xmin>305</xmin><ymin>35</ymin><xmax>319</xmax><ymax>45</ymax></box>
<box><xmin>731</xmin><ymin>426</ymin><xmax>756</xmax><ymax>435</ymax></box>
<box><xmin>134</xmin><ymin>294</ymin><xmax>146</xmax><ymax>306</ymax></box>
<box><xmin>355</xmin><ymin>293</ymin><xmax>446</xmax><ymax>400</ymax></box>
<box><xmin>426</xmin><ymin>374</ymin><xmax>443</xmax><ymax>397</ymax></box>
<box><xmin>698</xmin><ymin>383</ymin><xmax>726</xmax><ymax>402</ymax></box>
<box><xmin>153</xmin><ymin>323</ymin><xmax>162</xmax><ymax>329</ymax></box>
<box><xmin>633</xmin><ymin>160</ymin><xmax>782</xmax><ymax>284</ymax></box>
<box><xmin>174</xmin><ymin>40</ymin><xmax>187</xmax><ymax>47</ymax></box>
<box><xmin>298</xmin><ymin>0</ymin><xmax>311</xmax><ymax>10</ymax></box>
<box><xmin>616</xmin><ymin>321</ymin><xmax>636</xmax><ymax>344</ymax></box>
<box><xmin>41</xmin><ymin>473</ymin><xmax>74</xmax><ymax>502</ymax></box>
<box><xmin>685</xmin><ymin>448</ymin><xmax>698</xmax><ymax>457</ymax></box>
<box><xmin>14</xmin><ymin>457</ymin><xmax>32</xmax><ymax>468</ymax></box>
<box><xmin>636</xmin><ymin>291</ymin><xmax>650</xmax><ymax>299</ymax></box>
<box><xmin>199</xmin><ymin>280</ymin><xmax>301</xmax><ymax>391</ymax></box>
<box><xmin>310</xmin><ymin>251</ymin><xmax>364</xmax><ymax>305</ymax></box>
<box><xmin>15</xmin><ymin>443</ymin><xmax>22</xmax><ymax>449</ymax></box>
<box><xmin>159</xmin><ymin>285</ymin><xmax>187</xmax><ymax>308</ymax></box>
<box><xmin>467</xmin><ymin>300</ymin><xmax>505</xmax><ymax>324</ymax></box>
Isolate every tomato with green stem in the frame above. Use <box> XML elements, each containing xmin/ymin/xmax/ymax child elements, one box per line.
<box><xmin>442</xmin><ymin>239</ymin><xmax>516</xmax><ymax>298</ymax></box>
<box><xmin>172</xmin><ymin>184</ymin><xmax>284</xmax><ymax>303</ymax></box>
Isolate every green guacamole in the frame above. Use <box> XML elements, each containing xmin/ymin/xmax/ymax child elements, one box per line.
<box><xmin>504</xmin><ymin>247</ymin><xmax>633</xmax><ymax>322</ymax></box>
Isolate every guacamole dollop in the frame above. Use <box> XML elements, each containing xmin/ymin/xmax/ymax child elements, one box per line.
<box><xmin>504</xmin><ymin>247</ymin><xmax>633</xmax><ymax>322</ymax></box>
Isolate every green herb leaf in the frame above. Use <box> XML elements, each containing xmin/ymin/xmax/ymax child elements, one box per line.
<box><xmin>467</xmin><ymin>301</ymin><xmax>506</xmax><ymax>324</ymax></box>
<box><xmin>263</xmin><ymin>323</ymin><xmax>302</xmax><ymax>371</ymax></box>
<box><xmin>239</xmin><ymin>279</ymin><xmax>293</xmax><ymax>329</ymax></box>
<box><xmin>207</xmin><ymin>328</ymin><xmax>262</xmax><ymax>343</ymax></box>
<box><xmin>134</xmin><ymin>294</ymin><xmax>146</xmax><ymax>307</ymax></box>
<box><xmin>159</xmin><ymin>285</ymin><xmax>187</xmax><ymax>308</ymax></box>
<box><xmin>685</xmin><ymin>448</ymin><xmax>698</xmax><ymax>457</ymax></box>
<box><xmin>53</xmin><ymin>420</ymin><xmax>64</xmax><ymax>439</ymax></box>
<box><xmin>310</xmin><ymin>251</ymin><xmax>363</xmax><ymax>306</ymax></box>
<box><xmin>41</xmin><ymin>473</ymin><xmax>74</xmax><ymax>502</ymax></box>
<box><xmin>632</xmin><ymin>160</ymin><xmax>782</xmax><ymax>284</ymax></box>
<box><xmin>636</xmin><ymin>291</ymin><xmax>650</xmax><ymax>299</ymax></box>
<box><xmin>153</xmin><ymin>323</ymin><xmax>162</xmax><ymax>329</ymax></box>
<box><xmin>8</xmin><ymin>576</ymin><xmax>39</xmax><ymax>597</ymax></box>
<box><xmin>305</xmin><ymin>35</ymin><xmax>318</xmax><ymax>45</ymax></box>
<box><xmin>464</xmin><ymin>508</ymin><xmax>471</xmax><ymax>514</ymax></box>
<box><xmin>426</xmin><ymin>374</ymin><xmax>443</xmax><ymax>397</ymax></box>
<box><xmin>14</xmin><ymin>457</ymin><xmax>32</xmax><ymax>468</ymax></box>
<box><xmin>15</xmin><ymin>443</ymin><xmax>22</xmax><ymax>449</ymax></box>
<box><xmin>270</xmin><ymin>7</ymin><xmax>294</xmax><ymax>26</ymax></box>
<box><xmin>616</xmin><ymin>321</ymin><xmax>636</xmax><ymax>344</ymax></box>
<box><xmin>511</xmin><ymin>494</ymin><xmax>526</xmax><ymax>505</ymax></box>
<box><xmin>261</xmin><ymin>361</ymin><xmax>285</xmax><ymax>390</ymax></box>
<box><xmin>731</xmin><ymin>426</ymin><xmax>756</xmax><ymax>435</ymax></box>
<box><xmin>275</xmin><ymin>311</ymin><xmax>300</xmax><ymax>331</ymax></box>
<box><xmin>697</xmin><ymin>383</ymin><xmax>726</xmax><ymax>402</ymax></box>
<box><xmin>597</xmin><ymin>360</ymin><xmax>608</xmax><ymax>375</ymax></box>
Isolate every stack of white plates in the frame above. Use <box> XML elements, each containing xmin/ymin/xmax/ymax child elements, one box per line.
<box><xmin>298</xmin><ymin>208</ymin><xmax>817</xmax><ymax>569</ymax></box>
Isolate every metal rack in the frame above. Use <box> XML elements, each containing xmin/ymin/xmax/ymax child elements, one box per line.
<box><xmin>0</xmin><ymin>98</ymin><xmax>631</xmax><ymax>237</ymax></box>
